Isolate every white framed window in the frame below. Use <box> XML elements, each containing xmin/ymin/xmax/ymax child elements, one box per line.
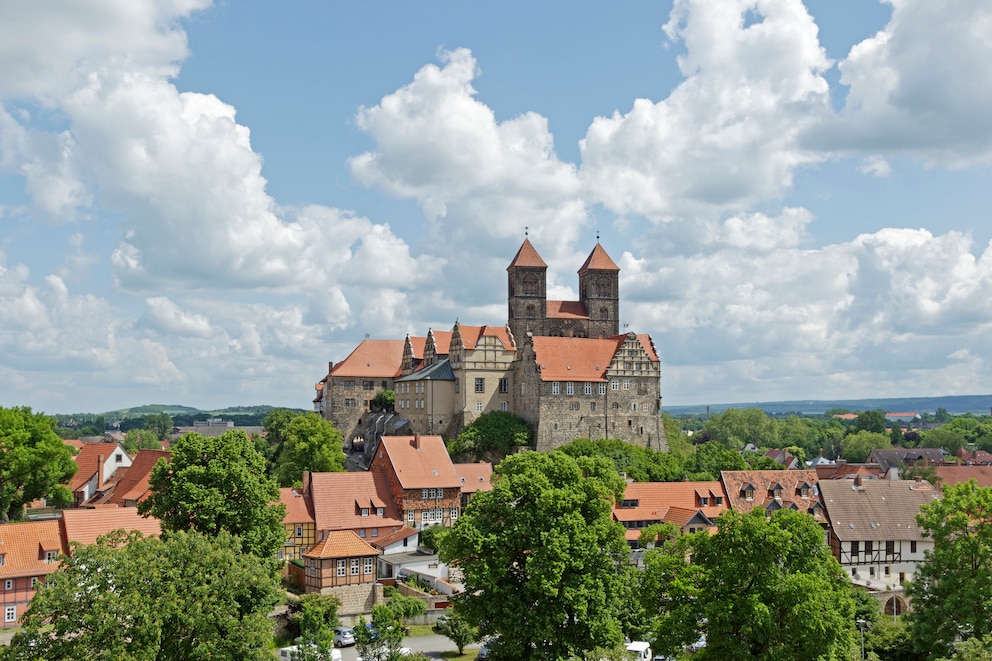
<box><xmin>476</xmin><ymin>402</ymin><xmax>483</xmax><ymax>412</ymax></box>
<box><xmin>4</xmin><ymin>606</ymin><xmax>15</xmax><ymax>623</ymax></box>
<box><xmin>499</xmin><ymin>378</ymin><xmax>509</xmax><ymax>393</ymax></box>
<box><xmin>361</xmin><ymin>508</ymin><xmax>369</xmax><ymax>517</ymax></box>
<box><xmin>359</xmin><ymin>529</ymin><xmax>366</xmax><ymax>538</ymax></box>
<box><xmin>450</xmin><ymin>508</ymin><xmax>458</xmax><ymax>520</ymax></box>
<box><xmin>337</xmin><ymin>559</ymin><xmax>347</xmax><ymax>577</ymax></box>
<box><xmin>566</xmin><ymin>382</ymin><xmax>574</xmax><ymax>395</ymax></box>
<box><xmin>475</xmin><ymin>378</ymin><xmax>485</xmax><ymax>393</ymax></box>
<box><xmin>552</xmin><ymin>382</ymin><xmax>560</xmax><ymax>395</ymax></box>
<box><xmin>642</xmin><ymin>404</ymin><xmax>649</xmax><ymax>412</ymax></box>
<box><xmin>584</xmin><ymin>383</ymin><xmax>592</xmax><ymax>395</ymax></box>
<box><xmin>351</xmin><ymin>559</ymin><xmax>360</xmax><ymax>575</ymax></box>
<box><xmin>3</xmin><ymin>579</ymin><xmax>11</xmax><ymax>591</ymax></box>
<box><xmin>278</xmin><ymin>549</ymin><xmax>285</xmax><ymax>561</ymax></box>
<box><xmin>422</xmin><ymin>489</ymin><xmax>429</xmax><ymax>500</ymax></box>
<box><xmin>622</xmin><ymin>379</ymin><xmax>631</xmax><ymax>390</ymax></box>
<box><xmin>611</xmin><ymin>380</ymin><xmax>619</xmax><ymax>391</ymax></box>
<box><xmin>0</xmin><ymin>553</ymin><xmax>5</xmax><ymax>566</ymax></box>
<box><xmin>30</xmin><ymin>577</ymin><xmax>38</xmax><ymax>588</ymax></box>
<box><xmin>631</xmin><ymin>402</ymin><xmax>638</xmax><ymax>411</ymax></box>
<box><xmin>376</xmin><ymin>507</ymin><xmax>384</xmax><ymax>516</ymax></box>
<box><xmin>372</xmin><ymin>528</ymin><xmax>379</xmax><ymax>537</ymax></box>
<box><xmin>599</xmin><ymin>383</ymin><xmax>607</xmax><ymax>395</ymax></box>
<box><xmin>500</xmin><ymin>402</ymin><xmax>508</xmax><ymax>412</ymax></box>
<box><xmin>407</xmin><ymin>511</ymin><xmax>415</xmax><ymax>522</ymax></box>
<box><xmin>295</xmin><ymin>525</ymin><xmax>303</xmax><ymax>537</ymax></box>
<box><xmin>364</xmin><ymin>557</ymin><xmax>374</xmax><ymax>574</ymax></box>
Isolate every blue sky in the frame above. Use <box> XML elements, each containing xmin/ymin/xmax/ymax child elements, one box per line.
<box><xmin>2</xmin><ymin>0</ymin><xmax>992</xmax><ymax>414</ymax></box>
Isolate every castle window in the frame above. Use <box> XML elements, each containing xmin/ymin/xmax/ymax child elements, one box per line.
<box><xmin>600</xmin><ymin>307</ymin><xmax>609</xmax><ymax>319</ymax></box>
<box><xmin>344</xmin><ymin>380</ymin><xmax>355</xmax><ymax>390</ymax></box>
<box><xmin>499</xmin><ymin>378</ymin><xmax>509</xmax><ymax>393</ymax></box>
<box><xmin>475</xmin><ymin>378</ymin><xmax>485</xmax><ymax>393</ymax></box>
<box><xmin>622</xmin><ymin>380</ymin><xmax>631</xmax><ymax>390</ymax></box>
<box><xmin>523</xmin><ymin>275</ymin><xmax>539</xmax><ymax>295</ymax></box>
<box><xmin>501</xmin><ymin>402</ymin><xmax>508</xmax><ymax>412</ymax></box>
<box><xmin>476</xmin><ymin>402</ymin><xmax>483</xmax><ymax>412</ymax></box>
<box><xmin>584</xmin><ymin>383</ymin><xmax>592</xmax><ymax>395</ymax></box>
<box><xmin>625</xmin><ymin>362</ymin><xmax>632</xmax><ymax>370</ymax></box>
<box><xmin>566</xmin><ymin>382</ymin><xmax>574</xmax><ymax>395</ymax></box>
<box><xmin>611</xmin><ymin>380</ymin><xmax>619</xmax><ymax>391</ymax></box>
<box><xmin>599</xmin><ymin>383</ymin><xmax>607</xmax><ymax>395</ymax></box>
<box><xmin>631</xmin><ymin>403</ymin><xmax>638</xmax><ymax>411</ymax></box>
<box><xmin>590</xmin><ymin>402</ymin><xmax>596</xmax><ymax>411</ymax></box>
<box><xmin>363</xmin><ymin>380</ymin><xmax>374</xmax><ymax>390</ymax></box>
<box><xmin>344</xmin><ymin>398</ymin><xmax>356</xmax><ymax>407</ymax></box>
<box><xmin>612</xmin><ymin>403</ymin><xmax>619</xmax><ymax>410</ymax></box>
<box><xmin>552</xmin><ymin>382</ymin><xmax>561</xmax><ymax>395</ymax></box>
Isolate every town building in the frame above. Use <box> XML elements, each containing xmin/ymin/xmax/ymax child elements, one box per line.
<box><xmin>0</xmin><ymin>520</ymin><xmax>61</xmax><ymax>628</ymax></box>
<box><xmin>369</xmin><ymin>435</ymin><xmax>462</xmax><ymax>530</ymax></box>
<box><xmin>720</xmin><ymin>469</ymin><xmax>827</xmax><ymax>522</ymax></box>
<box><xmin>316</xmin><ymin>239</ymin><xmax>666</xmax><ymax>452</ymax></box>
<box><xmin>278</xmin><ymin>487</ymin><xmax>316</xmax><ymax>563</ymax></box>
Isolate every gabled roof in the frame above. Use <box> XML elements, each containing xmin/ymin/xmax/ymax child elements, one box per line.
<box><xmin>819</xmin><ymin>479</ymin><xmax>939</xmax><ymax>542</ymax></box>
<box><xmin>578</xmin><ymin>242</ymin><xmax>620</xmax><ymax>273</ymax></box>
<box><xmin>815</xmin><ymin>462</ymin><xmax>883</xmax><ymax>481</ymax></box>
<box><xmin>103</xmin><ymin>449</ymin><xmax>170</xmax><ymax>506</ymax></box>
<box><xmin>280</xmin><ymin>487</ymin><xmax>315</xmax><ymax>525</ymax></box>
<box><xmin>0</xmin><ymin>520</ymin><xmax>62</xmax><ymax>579</ymax></box>
<box><xmin>330</xmin><ymin>339</ymin><xmax>405</xmax><ymax>378</ymax></box>
<box><xmin>407</xmin><ymin>336</ymin><xmax>427</xmax><ymax>360</ymax></box>
<box><xmin>453</xmin><ymin>462</ymin><xmax>494</xmax><ymax>494</ymax></box>
<box><xmin>370</xmin><ymin>526</ymin><xmax>419</xmax><ymax>550</ymax></box>
<box><xmin>70</xmin><ymin>442</ymin><xmax>127</xmax><ymax>491</ymax></box>
<box><xmin>531</xmin><ymin>335</ymin><xmax>624</xmax><ymax>382</ymax></box>
<box><xmin>720</xmin><ymin>469</ymin><xmax>824</xmax><ymax>516</ymax></box>
<box><xmin>305</xmin><ymin>471</ymin><xmax>404</xmax><ymax>532</ymax></box>
<box><xmin>456</xmin><ymin>325</ymin><xmax>515</xmax><ymax>351</ymax></box>
<box><xmin>304</xmin><ymin>530</ymin><xmax>379</xmax><ymax>559</ymax></box>
<box><xmin>376</xmin><ymin>435</ymin><xmax>461</xmax><ymax>490</ymax></box>
<box><xmin>427</xmin><ymin>330</ymin><xmax>452</xmax><ymax>355</ymax></box>
<box><xmin>396</xmin><ymin>358</ymin><xmax>455</xmax><ymax>382</ymax></box>
<box><xmin>507</xmin><ymin>238</ymin><xmax>547</xmax><ymax>269</ymax></box>
<box><xmin>934</xmin><ymin>465</ymin><xmax>992</xmax><ymax>489</ymax></box>
<box><xmin>546</xmin><ymin>300</ymin><xmax>588</xmax><ymax>319</ymax></box>
<box><xmin>868</xmin><ymin>448</ymin><xmax>948</xmax><ymax>474</ymax></box>
<box><xmin>59</xmin><ymin>508</ymin><xmax>162</xmax><ymax>553</ymax></box>
<box><xmin>613</xmin><ymin>481</ymin><xmax>728</xmax><ymax>541</ymax></box>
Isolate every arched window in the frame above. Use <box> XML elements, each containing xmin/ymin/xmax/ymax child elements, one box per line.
<box><xmin>523</xmin><ymin>275</ymin><xmax>539</xmax><ymax>295</ymax></box>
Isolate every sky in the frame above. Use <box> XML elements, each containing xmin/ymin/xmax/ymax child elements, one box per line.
<box><xmin>2</xmin><ymin>0</ymin><xmax>992</xmax><ymax>415</ymax></box>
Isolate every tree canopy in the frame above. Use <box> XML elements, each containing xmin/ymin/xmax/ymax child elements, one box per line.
<box><xmin>907</xmin><ymin>480</ymin><xmax>992</xmax><ymax>658</ymax></box>
<box><xmin>439</xmin><ymin>450</ymin><xmax>629</xmax><ymax>660</ymax></box>
<box><xmin>0</xmin><ymin>406</ymin><xmax>77</xmax><ymax>521</ymax></box>
<box><xmin>839</xmin><ymin>430</ymin><xmax>891</xmax><ymax>463</ymax></box>
<box><xmin>273</xmin><ymin>412</ymin><xmax>346</xmax><ymax>486</ymax></box>
<box><xmin>448</xmin><ymin>410</ymin><xmax>532</xmax><ymax>460</ymax></box>
<box><xmin>5</xmin><ymin>530</ymin><xmax>280</xmax><ymax>661</ymax></box>
<box><xmin>138</xmin><ymin>429</ymin><xmax>286</xmax><ymax>558</ymax></box>
<box><xmin>646</xmin><ymin>508</ymin><xmax>856</xmax><ymax>660</ymax></box>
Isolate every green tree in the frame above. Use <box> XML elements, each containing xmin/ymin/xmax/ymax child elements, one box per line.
<box><xmin>907</xmin><ymin>480</ymin><xmax>992</xmax><ymax>658</ymax></box>
<box><xmin>138</xmin><ymin>430</ymin><xmax>286</xmax><ymax>558</ymax></box>
<box><xmin>702</xmin><ymin>408</ymin><xmax>777</xmax><ymax>452</ymax></box>
<box><xmin>651</xmin><ymin>509</ymin><xmax>856</xmax><ymax>661</ymax></box>
<box><xmin>840</xmin><ymin>430</ymin><xmax>891</xmax><ymax>463</ymax></box>
<box><xmin>437</xmin><ymin>611</ymin><xmax>477</xmax><ymax>655</ymax></box>
<box><xmin>123</xmin><ymin>428</ymin><xmax>163</xmax><ymax>454</ymax></box>
<box><xmin>5</xmin><ymin>530</ymin><xmax>280</xmax><ymax>661</ymax></box>
<box><xmin>143</xmin><ymin>412</ymin><xmax>173</xmax><ymax>440</ymax></box>
<box><xmin>686</xmin><ymin>441</ymin><xmax>747</xmax><ymax>480</ymax></box>
<box><xmin>449</xmin><ymin>410</ymin><xmax>532</xmax><ymax>459</ymax></box>
<box><xmin>890</xmin><ymin>423</ymin><xmax>905</xmax><ymax>447</ymax></box>
<box><xmin>354</xmin><ymin>603</ymin><xmax>406</xmax><ymax>661</ymax></box>
<box><xmin>372</xmin><ymin>389</ymin><xmax>395</xmax><ymax>411</ymax></box>
<box><xmin>293</xmin><ymin>593</ymin><xmax>341</xmax><ymax>651</ymax></box>
<box><xmin>262</xmin><ymin>407</ymin><xmax>298</xmax><ymax>465</ymax></box>
<box><xmin>274</xmin><ymin>412</ymin><xmax>346</xmax><ymax>486</ymax></box>
<box><xmin>558</xmin><ymin>437</ymin><xmax>684</xmax><ymax>482</ymax></box>
<box><xmin>0</xmin><ymin>406</ymin><xmax>77</xmax><ymax>522</ymax></box>
<box><xmin>439</xmin><ymin>451</ymin><xmax>628</xmax><ymax>660</ymax></box>
<box><xmin>937</xmin><ymin>636</ymin><xmax>992</xmax><ymax>661</ymax></box>
<box><xmin>386</xmin><ymin>592</ymin><xmax>426</xmax><ymax>624</ymax></box>
<box><xmin>855</xmin><ymin>409</ymin><xmax>888</xmax><ymax>434</ymax></box>
<box><xmin>923</xmin><ymin>425</ymin><xmax>967</xmax><ymax>456</ymax></box>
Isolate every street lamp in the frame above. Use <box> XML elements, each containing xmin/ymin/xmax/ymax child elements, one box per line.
<box><xmin>857</xmin><ymin>618</ymin><xmax>866</xmax><ymax>660</ymax></box>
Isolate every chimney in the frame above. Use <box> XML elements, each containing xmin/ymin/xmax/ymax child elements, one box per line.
<box><xmin>853</xmin><ymin>476</ymin><xmax>862</xmax><ymax>488</ymax></box>
<box><xmin>411</xmin><ymin>434</ymin><xmax>420</xmax><ymax>450</ymax></box>
<box><xmin>96</xmin><ymin>454</ymin><xmax>104</xmax><ymax>490</ymax></box>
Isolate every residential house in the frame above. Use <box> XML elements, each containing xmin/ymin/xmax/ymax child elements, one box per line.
<box><xmin>720</xmin><ymin>469</ymin><xmax>826</xmax><ymax>521</ymax></box>
<box><xmin>369</xmin><ymin>435</ymin><xmax>462</xmax><ymax>530</ymax></box>
<box><xmin>613</xmin><ymin>482</ymin><xmax>730</xmax><ymax>553</ymax></box>
<box><xmin>370</xmin><ymin>526</ymin><xmax>423</xmax><ymax>580</ymax></box>
<box><xmin>70</xmin><ymin>442</ymin><xmax>133</xmax><ymax>506</ymax></box>
<box><xmin>0</xmin><ymin>520</ymin><xmax>62</xmax><ymax>628</ymax></box>
<box><xmin>453</xmin><ymin>462</ymin><xmax>493</xmax><ymax>510</ymax></box>
<box><xmin>867</xmin><ymin>448</ymin><xmax>950</xmax><ymax>478</ymax></box>
<box><xmin>956</xmin><ymin>448</ymin><xmax>992</xmax><ymax>465</ymax></box>
<box><xmin>764</xmin><ymin>448</ymin><xmax>801</xmax><ymax>469</ymax></box>
<box><xmin>814</xmin><ymin>461</ymin><xmax>883</xmax><ymax>482</ymax></box>
<box><xmin>302</xmin><ymin>471</ymin><xmax>405</xmax><ymax>544</ymax></box>
<box><xmin>279</xmin><ymin>487</ymin><xmax>315</xmax><ymax>563</ymax></box>
<box><xmin>59</xmin><ymin>507</ymin><xmax>162</xmax><ymax>554</ymax></box>
<box><xmin>302</xmin><ymin>530</ymin><xmax>379</xmax><ymax>591</ymax></box>
<box><xmin>819</xmin><ymin>478</ymin><xmax>940</xmax><ymax>615</ymax></box>
<box><xmin>91</xmin><ymin>448</ymin><xmax>170</xmax><ymax>508</ymax></box>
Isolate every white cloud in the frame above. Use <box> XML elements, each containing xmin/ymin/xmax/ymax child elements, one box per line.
<box><xmin>858</xmin><ymin>155</ymin><xmax>892</xmax><ymax>177</ymax></box>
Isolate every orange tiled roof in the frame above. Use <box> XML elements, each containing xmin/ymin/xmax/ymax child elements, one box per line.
<box><xmin>59</xmin><ymin>508</ymin><xmax>162</xmax><ymax>553</ymax></box>
<box><xmin>306</xmin><ymin>471</ymin><xmax>404</xmax><ymax>532</ymax></box>
<box><xmin>304</xmin><ymin>530</ymin><xmax>379</xmax><ymax>559</ymax></box>
<box><xmin>330</xmin><ymin>339</ymin><xmax>405</xmax><ymax>378</ymax></box>
<box><xmin>546</xmin><ymin>300</ymin><xmax>588</xmax><ymax>319</ymax></box>
<box><xmin>70</xmin><ymin>442</ymin><xmax>125</xmax><ymax>491</ymax></box>
<box><xmin>371</xmin><ymin>526</ymin><xmax>419</xmax><ymax>550</ymax></box>
<box><xmin>457</xmin><ymin>325</ymin><xmax>515</xmax><ymax>351</ymax></box>
<box><xmin>408</xmin><ymin>336</ymin><xmax>427</xmax><ymax>360</ymax></box>
<box><xmin>0</xmin><ymin>520</ymin><xmax>62</xmax><ymax>579</ymax></box>
<box><xmin>453</xmin><ymin>462</ymin><xmax>494</xmax><ymax>494</ymax></box>
<box><xmin>578</xmin><ymin>243</ymin><xmax>620</xmax><ymax>272</ymax></box>
<box><xmin>64</xmin><ymin>439</ymin><xmax>84</xmax><ymax>451</ymax></box>
<box><xmin>720</xmin><ymin>469</ymin><xmax>824</xmax><ymax>516</ymax></box>
<box><xmin>532</xmin><ymin>336</ymin><xmax>624</xmax><ymax>381</ymax></box>
<box><xmin>428</xmin><ymin>330</ymin><xmax>452</xmax><ymax>355</ymax></box>
<box><xmin>816</xmin><ymin>463</ymin><xmax>883</xmax><ymax>481</ymax></box>
<box><xmin>378</xmin><ymin>435</ymin><xmax>462</xmax><ymax>490</ymax></box>
<box><xmin>935</xmin><ymin>465</ymin><xmax>992</xmax><ymax>489</ymax></box>
<box><xmin>104</xmin><ymin>449</ymin><xmax>170</xmax><ymax>506</ymax></box>
<box><xmin>280</xmin><ymin>487</ymin><xmax>315</xmax><ymax>525</ymax></box>
<box><xmin>636</xmin><ymin>334</ymin><xmax>660</xmax><ymax>362</ymax></box>
<box><xmin>507</xmin><ymin>238</ymin><xmax>547</xmax><ymax>269</ymax></box>
<box><xmin>613</xmin><ymin>481</ymin><xmax>728</xmax><ymax>524</ymax></box>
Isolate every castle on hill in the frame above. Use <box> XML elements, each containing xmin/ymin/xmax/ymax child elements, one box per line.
<box><xmin>314</xmin><ymin>239</ymin><xmax>666</xmax><ymax>452</ymax></box>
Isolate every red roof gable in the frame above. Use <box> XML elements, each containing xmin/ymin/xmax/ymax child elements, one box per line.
<box><xmin>304</xmin><ymin>530</ymin><xmax>379</xmax><ymax>559</ymax></box>
<box><xmin>104</xmin><ymin>449</ymin><xmax>170</xmax><ymax>506</ymax></box>
<box><xmin>532</xmin><ymin>336</ymin><xmax>623</xmax><ymax>382</ymax></box>
<box><xmin>280</xmin><ymin>487</ymin><xmax>315</xmax><ymax>525</ymax></box>
<box><xmin>377</xmin><ymin>435</ymin><xmax>461</xmax><ymax>490</ymax></box>
<box><xmin>457</xmin><ymin>325</ymin><xmax>514</xmax><ymax>351</ymax></box>
<box><xmin>330</xmin><ymin>339</ymin><xmax>405</xmax><ymax>378</ymax></box>
<box><xmin>70</xmin><ymin>443</ymin><xmax>126</xmax><ymax>491</ymax></box>
<box><xmin>0</xmin><ymin>520</ymin><xmax>62</xmax><ymax>579</ymax></box>
<box><xmin>59</xmin><ymin>508</ymin><xmax>162</xmax><ymax>553</ymax></box>
<box><xmin>429</xmin><ymin>330</ymin><xmax>452</xmax><ymax>355</ymax></box>
<box><xmin>453</xmin><ymin>462</ymin><xmax>494</xmax><ymax>494</ymax></box>
<box><xmin>507</xmin><ymin>238</ymin><xmax>547</xmax><ymax>269</ymax></box>
<box><xmin>578</xmin><ymin>243</ymin><xmax>620</xmax><ymax>272</ymax></box>
<box><xmin>305</xmin><ymin>471</ymin><xmax>404</xmax><ymax>532</ymax></box>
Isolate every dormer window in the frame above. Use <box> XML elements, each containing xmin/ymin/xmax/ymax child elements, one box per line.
<box><xmin>699</xmin><ymin>496</ymin><xmax>709</xmax><ymax>506</ymax></box>
<box><xmin>769</xmin><ymin>483</ymin><xmax>783</xmax><ymax>499</ymax></box>
<box><xmin>377</xmin><ymin>507</ymin><xmax>384</xmax><ymax>516</ymax></box>
<box><xmin>742</xmin><ymin>485</ymin><xmax>755</xmax><ymax>501</ymax></box>
<box><xmin>45</xmin><ymin>550</ymin><xmax>58</xmax><ymax>563</ymax></box>
<box><xmin>714</xmin><ymin>496</ymin><xmax>723</xmax><ymax>505</ymax></box>
<box><xmin>361</xmin><ymin>508</ymin><xmax>369</xmax><ymax>517</ymax></box>
<box><xmin>799</xmin><ymin>484</ymin><xmax>811</xmax><ymax>498</ymax></box>
<box><xmin>620</xmin><ymin>499</ymin><xmax>639</xmax><ymax>508</ymax></box>
<box><xmin>0</xmin><ymin>554</ymin><xmax>5</xmax><ymax>566</ymax></box>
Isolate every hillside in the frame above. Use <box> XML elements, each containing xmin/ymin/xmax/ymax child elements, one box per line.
<box><xmin>664</xmin><ymin>394</ymin><xmax>992</xmax><ymax>417</ymax></box>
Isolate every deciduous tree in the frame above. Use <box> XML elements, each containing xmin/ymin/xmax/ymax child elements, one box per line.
<box><xmin>448</xmin><ymin>410</ymin><xmax>532</xmax><ymax>459</ymax></box>
<box><xmin>439</xmin><ymin>451</ymin><xmax>628</xmax><ymax>660</ymax></box>
<box><xmin>5</xmin><ymin>530</ymin><xmax>280</xmax><ymax>661</ymax></box>
<box><xmin>907</xmin><ymin>480</ymin><xmax>992</xmax><ymax>658</ymax></box>
<box><xmin>139</xmin><ymin>429</ymin><xmax>285</xmax><ymax>557</ymax></box>
<box><xmin>273</xmin><ymin>412</ymin><xmax>346</xmax><ymax>486</ymax></box>
<box><xmin>840</xmin><ymin>430</ymin><xmax>891</xmax><ymax>463</ymax></box>
<box><xmin>0</xmin><ymin>406</ymin><xmax>77</xmax><ymax>521</ymax></box>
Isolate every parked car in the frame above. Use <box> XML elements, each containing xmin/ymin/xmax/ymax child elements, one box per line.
<box><xmin>278</xmin><ymin>645</ymin><xmax>342</xmax><ymax>660</ymax></box>
<box><xmin>333</xmin><ymin>626</ymin><xmax>355</xmax><ymax>647</ymax></box>
<box><xmin>626</xmin><ymin>641</ymin><xmax>653</xmax><ymax>660</ymax></box>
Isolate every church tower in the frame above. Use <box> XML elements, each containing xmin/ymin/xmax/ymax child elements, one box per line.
<box><xmin>507</xmin><ymin>238</ymin><xmax>548</xmax><ymax>342</ymax></box>
<box><xmin>578</xmin><ymin>242</ymin><xmax>620</xmax><ymax>338</ymax></box>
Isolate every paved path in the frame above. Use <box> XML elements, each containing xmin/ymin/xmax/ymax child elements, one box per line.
<box><xmin>337</xmin><ymin>633</ymin><xmax>481</xmax><ymax>659</ymax></box>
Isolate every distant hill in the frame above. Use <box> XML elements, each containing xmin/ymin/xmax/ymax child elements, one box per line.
<box><xmin>97</xmin><ymin>404</ymin><xmax>304</xmax><ymax>419</ymax></box>
<box><xmin>665</xmin><ymin>394</ymin><xmax>992</xmax><ymax>417</ymax></box>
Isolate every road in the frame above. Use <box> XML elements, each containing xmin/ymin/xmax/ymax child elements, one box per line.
<box><xmin>336</xmin><ymin>633</ymin><xmax>481</xmax><ymax>659</ymax></box>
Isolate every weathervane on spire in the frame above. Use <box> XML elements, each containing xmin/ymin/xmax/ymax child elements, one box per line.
<box><xmin>596</xmin><ymin>230</ymin><xmax>600</xmax><ymax>242</ymax></box>
<box><xmin>525</xmin><ymin>226</ymin><xmax>529</xmax><ymax>237</ymax></box>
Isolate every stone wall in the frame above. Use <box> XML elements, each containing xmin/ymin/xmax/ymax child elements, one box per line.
<box><xmin>323</xmin><ymin>582</ymin><xmax>385</xmax><ymax>619</ymax></box>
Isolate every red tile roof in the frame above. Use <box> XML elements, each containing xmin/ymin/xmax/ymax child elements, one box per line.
<box><xmin>103</xmin><ymin>449</ymin><xmax>170</xmax><ymax>506</ymax></box>
<box><xmin>532</xmin><ymin>336</ymin><xmax>623</xmax><ymax>381</ymax></box>
<box><xmin>377</xmin><ymin>435</ymin><xmax>461</xmax><ymax>490</ymax></box>
<box><xmin>371</xmin><ymin>526</ymin><xmax>419</xmax><ymax>550</ymax></box>
<box><xmin>59</xmin><ymin>508</ymin><xmax>162</xmax><ymax>553</ymax></box>
<box><xmin>280</xmin><ymin>487</ymin><xmax>315</xmax><ymax>525</ymax></box>
<box><xmin>429</xmin><ymin>330</ymin><xmax>452</xmax><ymax>355</ymax></box>
<box><xmin>613</xmin><ymin>481</ymin><xmax>728</xmax><ymax>541</ymax></box>
<box><xmin>935</xmin><ymin>465</ymin><xmax>992</xmax><ymax>489</ymax></box>
<box><xmin>453</xmin><ymin>462</ymin><xmax>494</xmax><ymax>494</ymax></box>
<box><xmin>546</xmin><ymin>300</ymin><xmax>588</xmax><ymax>319</ymax></box>
<box><xmin>456</xmin><ymin>325</ymin><xmax>515</xmax><ymax>351</ymax></box>
<box><xmin>305</xmin><ymin>471</ymin><xmax>404</xmax><ymax>532</ymax></box>
<box><xmin>408</xmin><ymin>336</ymin><xmax>427</xmax><ymax>360</ymax></box>
<box><xmin>507</xmin><ymin>238</ymin><xmax>547</xmax><ymax>269</ymax></box>
<box><xmin>720</xmin><ymin>469</ymin><xmax>825</xmax><ymax>518</ymax></box>
<box><xmin>304</xmin><ymin>530</ymin><xmax>379</xmax><ymax>559</ymax></box>
<box><xmin>64</xmin><ymin>439</ymin><xmax>84</xmax><ymax>451</ymax></box>
<box><xmin>70</xmin><ymin>443</ymin><xmax>126</xmax><ymax>491</ymax></box>
<box><xmin>0</xmin><ymin>520</ymin><xmax>62</xmax><ymax>579</ymax></box>
<box><xmin>330</xmin><ymin>339</ymin><xmax>405</xmax><ymax>378</ymax></box>
<box><xmin>578</xmin><ymin>243</ymin><xmax>620</xmax><ymax>272</ymax></box>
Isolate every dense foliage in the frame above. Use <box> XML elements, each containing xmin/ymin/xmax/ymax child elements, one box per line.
<box><xmin>447</xmin><ymin>410</ymin><xmax>532</xmax><ymax>459</ymax></box>
<box><xmin>439</xmin><ymin>450</ymin><xmax>630</xmax><ymax>660</ymax></box>
<box><xmin>272</xmin><ymin>411</ymin><xmax>346</xmax><ymax>486</ymax></box>
<box><xmin>0</xmin><ymin>406</ymin><xmax>77</xmax><ymax>521</ymax></box>
<box><xmin>138</xmin><ymin>429</ymin><xmax>286</xmax><ymax>557</ymax></box>
<box><xmin>5</xmin><ymin>530</ymin><xmax>280</xmax><ymax>661</ymax></box>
